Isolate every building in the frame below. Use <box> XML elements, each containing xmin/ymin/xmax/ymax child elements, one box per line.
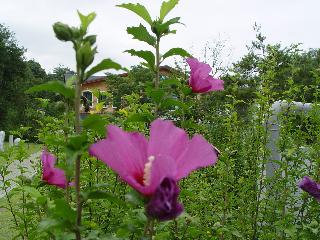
<box><xmin>80</xmin><ymin>66</ymin><xmax>174</xmax><ymax>114</ymax></box>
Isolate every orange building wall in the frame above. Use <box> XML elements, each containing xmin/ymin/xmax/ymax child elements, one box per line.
<box><xmin>80</xmin><ymin>81</ymin><xmax>113</xmax><ymax>113</ymax></box>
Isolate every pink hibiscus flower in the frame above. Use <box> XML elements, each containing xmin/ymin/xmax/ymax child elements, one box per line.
<box><xmin>187</xmin><ymin>57</ymin><xmax>224</xmax><ymax>93</ymax></box>
<box><xmin>41</xmin><ymin>150</ymin><xmax>69</xmax><ymax>189</ymax></box>
<box><xmin>89</xmin><ymin>119</ymin><xmax>219</xmax><ymax>221</ymax></box>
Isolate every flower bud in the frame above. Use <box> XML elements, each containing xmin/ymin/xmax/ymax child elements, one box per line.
<box><xmin>53</xmin><ymin>22</ymin><xmax>73</xmax><ymax>42</ymax></box>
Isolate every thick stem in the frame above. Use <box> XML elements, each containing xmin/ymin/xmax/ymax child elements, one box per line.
<box><xmin>155</xmin><ymin>36</ymin><xmax>160</xmax><ymax>89</ymax></box>
<box><xmin>144</xmin><ymin>218</ymin><xmax>155</xmax><ymax>239</ymax></box>
<box><xmin>74</xmin><ymin>74</ymin><xmax>82</xmax><ymax>240</ymax></box>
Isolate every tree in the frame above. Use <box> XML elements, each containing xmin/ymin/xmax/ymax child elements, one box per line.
<box><xmin>0</xmin><ymin>24</ymin><xmax>28</xmax><ymax>132</ymax></box>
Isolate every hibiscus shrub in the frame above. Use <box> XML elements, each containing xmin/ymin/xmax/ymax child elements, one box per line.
<box><xmin>2</xmin><ymin>0</ymin><xmax>320</xmax><ymax>240</ymax></box>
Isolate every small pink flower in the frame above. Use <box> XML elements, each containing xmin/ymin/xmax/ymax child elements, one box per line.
<box><xmin>187</xmin><ymin>57</ymin><xmax>224</xmax><ymax>93</ymax></box>
<box><xmin>89</xmin><ymin>119</ymin><xmax>219</xmax><ymax>220</ymax></box>
<box><xmin>41</xmin><ymin>150</ymin><xmax>69</xmax><ymax>189</ymax></box>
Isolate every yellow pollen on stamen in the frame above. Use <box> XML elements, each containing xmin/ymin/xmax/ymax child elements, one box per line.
<box><xmin>143</xmin><ymin>155</ymin><xmax>155</xmax><ymax>186</ymax></box>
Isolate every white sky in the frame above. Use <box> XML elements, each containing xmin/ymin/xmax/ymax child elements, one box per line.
<box><xmin>0</xmin><ymin>0</ymin><xmax>319</xmax><ymax>73</ymax></box>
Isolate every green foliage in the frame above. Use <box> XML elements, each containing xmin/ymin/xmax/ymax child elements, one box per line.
<box><xmin>4</xmin><ymin>2</ymin><xmax>320</xmax><ymax>240</ymax></box>
<box><xmin>127</xmin><ymin>24</ymin><xmax>156</xmax><ymax>47</ymax></box>
<box><xmin>125</xmin><ymin>49</ymin><xmax>155</xmax><ymax>70</ymax></box>
<box><xmin>160</xmin><ymin>0</ymin><xmax>179</xmax><ymax>21</ymax></box>
<box><xmin>162</xmin><ymin>47</ymin><xmax>191</xmax><ymax>61</ymax></box>
<box><xmin>26</xmin><ymin>81</ymin><xmax>75</xmax><ymax>99</ymax></box>
<box><xmin>117</xmin><ymin>3</ymin><xmax>153</xmax><ymax>25</ymax></box>
<box><xmin>85</xmin><ymin>59</ymin><xmax>122</xmax><ymax>79</ymax></box>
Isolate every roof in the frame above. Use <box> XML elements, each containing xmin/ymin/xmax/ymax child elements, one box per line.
<box><xmin>82</xmin><ymin>65</ymin><xmax>174</xmax><ymax>85</ymax></box>
<box><xmin>83</xmin><ymin>76</ymin><xmax>106</xmax><ymax>84</ymax></box>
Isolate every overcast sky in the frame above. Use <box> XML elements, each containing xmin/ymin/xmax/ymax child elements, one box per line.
<box><xmin>0</xmin><ymin>0</ymin><xmax>319</xmax><ymax>74</ymax></box>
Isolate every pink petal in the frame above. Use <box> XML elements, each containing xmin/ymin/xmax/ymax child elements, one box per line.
<box><xmin>207</xmin><ymin>76</ymin><xmax>224</xmax><ymax>91</ymax></box>
<box><xmin>148</xmin><ymin>119</ymin><xmax>188</xmax><ymax>161</ymax></box>
<box><xmin>89</xmin><ymin>125</ymin><xmax>148</xmax><ymax>187</ymax></box>
<box><xmin>41</xmin><ymin>150</ymin><xmax>56</xmax><ymax>180</ymax></box>
<box><xmin>186</xmin><ymin>57</ymin><xmax>224</xmax><ymax>93</ymax></box>
<box><xmin>41</xmin><ymin>150</ymin><xmax>68</xmax><ymax>189</ymax></box>
<box><xmin>126</xmin><ymin>154</ymin><xmax>177</xmax><ymax>196</ymax></box>
<box><xmin>175</xmin><ymin>135</ymin><xmax>218</xmax><ymax>179</ymax></box>
<box><xmin>49</xmin><ymin>168</ymin><xmax>68</xmax><ymax>189</ymax></box>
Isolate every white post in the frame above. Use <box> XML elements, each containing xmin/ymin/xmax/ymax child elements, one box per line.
<box><xmin>0</xmin><ymin>131</ymin><xmax>5</xmax><ymax>151</ymax></box>
<box><xmin>266</xmin><ymin>101</ymin><xmax>312</xmax><ymax>177</ymax></box>
<box><xmin>9</xmin><ymin>135</ymin><xmax>14</xmax><ymax>147</ymax></box>
<box><xmin>14</xmin><ymin>138</ymin><xmax>21</xmax><ymax>145</ymax></box>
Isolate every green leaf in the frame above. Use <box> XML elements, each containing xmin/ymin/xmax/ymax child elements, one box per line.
<box><xmin>53</xmin><ymin>199</ymin><xmax>76</xmax><ymax>222</ymax></box>
<box><xmin>125</xmin><ymin>112</ymin><xmax>154</xmax><ymax>123</ymax></box>
<box><xmin>155</xmin><ymin>17</ymin><xmax>182</xmax><ymax>35</ymax></box>
<box><xmin>78</xmin><ymin>11</ymin><xmax>96</xmax><ymax>34</ymax></box>
<box><xmin>82</xmin><ymin>114</ymin><xmax>107</xmax><ymax>136</ymax></box>
<box><xmin>21</xmin><ymin>186</ymin><xmax>42</xmax><ymax>199</ymax></box>
<box><xmin>117</xmin><ymin>3</ymin><xmax>152</xmax><ymax>25</ymax></box>
<box><xmin>127</xmin><ymin>24</ymin><xmax>156</xmax><ymax>47</ymax></box>
<box><xmin>160</xmin><ymin>0</ymin><xmax>179</xmax><ymax>21</ymax></box>
<box><xmin>25</xmin><ymin>81</ymin><xmax>74</xmax><ymax>99</ymax></box>
<box><xmin>160</xmin><ymin>79</ymin><xmax>181</xmax><ymax>87</ymax></box>
<box><xmin>125</xmin><ymin>190</ymin><xmax>144</xmax><ymax>206</ymax></box>
<box><xmin>125</xmin><ymin>49</ymin><xmax>155</xmax><ymax>70</ymax></box>
<box><xmin>85</xmin><ymin>58</ymin><xmax>122</xmax><ymax>79</ymax></box>
<box><xmin>146</xmin><ymin>88</ymin><xmax>166</xmax><ymax>104</ymax></box>
<box><xmin>162</xmin><ymin>47</ymin><xmax>191</xmax><ymax>60</ymax></box>
<box><xmin>161</xmin><ymin>98</ymin><xmax>187</xmax><ymax>110</ymax></box>
<box><xmin>85</xmin><ymin>190</ymin><xmax>126</xmax><ymax>206</ymax></box>
<box><xmin>181</xmin><ymin>85</ymin><xmax>192</xmax><ymax>95</ymax></box>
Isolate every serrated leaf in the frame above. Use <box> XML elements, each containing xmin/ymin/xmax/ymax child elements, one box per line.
<box><xmin>25</xmin><ymin>81</ymin><xmax>74</xmax><ymax>99</ymax></box>
<box><xmin>117</xmin><ymin>3</ymin><xmax>152</xmax><ymax>25</ymax></box>
<box><xmin>127</xmin><ymin>24</ymin><xmax>156</xmax><ymax>47</ymax></box>
<box><xmin>85</xmin><ymin>58</ymin><xmax>122</xmax><ymax>79</ymax></box>
<box><xmin>160</xmin><ymin>0</ymin><xmax>179</xmax><ymax>21</ymax></box>
<box><xmin>125</xmin><ymin>49</ymin><xmax>155</xmax><ymax>70</ymax></box>
<box><xmin>78</xmin><ymin>11</ymin><xmax>96</xmax><ymax>34</ymax></box>
<box><xmin>162</xmin><ymin>47</ymin><xmax>191</xmax><ymax>60</ymax></box>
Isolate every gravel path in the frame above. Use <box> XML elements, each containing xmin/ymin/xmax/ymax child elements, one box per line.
<box><xmin>0</xmin><ymin>151</ymin><xmax>41</xmax><ymax>198</ymax></box>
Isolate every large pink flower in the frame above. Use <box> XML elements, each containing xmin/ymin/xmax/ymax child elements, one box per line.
<box><xmin>41</xmin><ymin>150</ymin><xmax>68</xmax><ymax>189</ymax></box>
<box><xmin>187</xmin><ymin>57</ymin><xmax>224</xmax><ymax>93</ymax></box>
<box><xmin>89</xmin><ymin>119</ymin><xmax>219</xmax><ymax>220</ymax></box>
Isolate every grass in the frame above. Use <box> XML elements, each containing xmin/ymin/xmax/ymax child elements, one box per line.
<box><xmin>0</xmin><ymin>142</ymin><xmax>41</xmax><ymax>240</ymax></box>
